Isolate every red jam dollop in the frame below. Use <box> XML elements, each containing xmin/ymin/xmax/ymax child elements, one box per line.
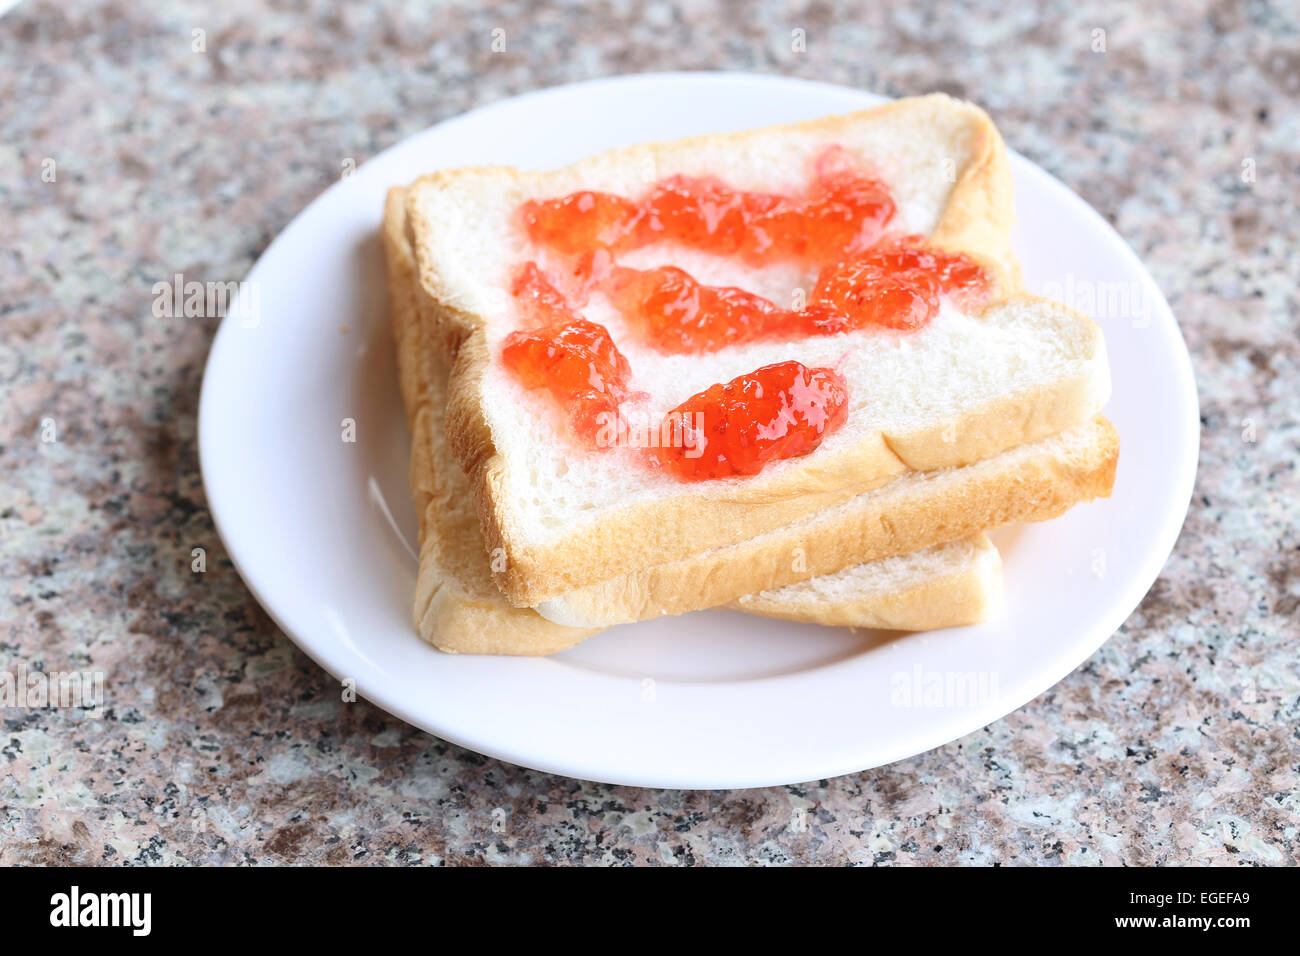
<box><xmin>520</xmin><ymin>159</ymin><xmax>896</xmax><ymax>266</ymax></box>
<box><xmin>510</xmin><ymin>260</ymin><xmax>582</xmax><ymax>326</ymax></box>
<box><xmin>500</xmin><ymin>315</ymin><xmax>635</xmax><ymax>449</ymax></box>
<box><xmin>653</xmin><ymin>361</ymin><xmax>849</xmax><ymax>481</ymax></box>
<box><xmin>844</xmin><ymin>239</ymin><xmax>991</xmax><ymax>309</ymax></box>
<box><xmin>605</xmin><ymin>265</ymin><xmax>789</xmax><ymax>353</ymax></box>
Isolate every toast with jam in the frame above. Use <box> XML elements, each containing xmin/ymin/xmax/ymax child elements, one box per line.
<box><xmin>384</xmin><ymin>187</ymin><xmax>1006</xmax><ymax>653</ymax></box>
<box><xmin>396</xmin><ymin>94</ymin><xmax>1116</xmax><ymax>629</ymax></box>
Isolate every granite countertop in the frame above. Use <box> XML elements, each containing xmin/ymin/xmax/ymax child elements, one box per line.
<box><xmin>2</xmin><ymin>0</ymin><xmax>1297</xmax><ymax>865</ymax></box>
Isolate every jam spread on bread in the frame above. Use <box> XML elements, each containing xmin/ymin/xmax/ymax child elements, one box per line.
<box><xmin>501</xmin><ymin>315</ymin><xmax>636</xmax><ymax>449</ymax></box>
<box><xmin>605</xmin><ymin>265</ymin><xmax>789</xmax><ymax>352</ymax></box>
<box><xmin>653</xmin><ymin>362</ymin><xmax>850</xmax><ymax>480</ymax></box>
<box><xmin>502</xmin><ymin>153</ymin><xmax>988</xmax><ymax>478</ymax></box>
<box><xmin>805</xmin><ymin>237</ymin><xmax>990</xmax><ymax>332</ymax></box>
<box><xmin>510</xmin><ymin>260</ymin><xmax>583</xmax><ymax>326</ymax></box>
<box><xmin>520</xmin><ymin>155</ymin><xmax>894</xmax><ymax>266</ymax></box>
<box><xmin>605</xmin><ymin>237</ymin><xmax>989</xmax><ymax>350</ymax></box>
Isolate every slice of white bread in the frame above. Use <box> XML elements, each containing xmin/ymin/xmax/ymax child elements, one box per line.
<box><xmin>731</xmin><ymin>534</ymin><xmax>1003</xmax><ymax>631</ymax></box>
<box><xmin>385</xmin><ymin>188</ymin><xmax>1005</xmax><ymax>654</ymax></box>
<box><xmin>404</xmin><ymin>94</ymin><xmax>1111</xmax><ymax>607</ymax></box>
<box><xmin>535</xmin><ymin>416</ymin><xmax>1118</xmax><ymax>627</ymax></box>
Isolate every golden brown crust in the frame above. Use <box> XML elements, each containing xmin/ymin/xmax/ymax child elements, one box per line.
<box><xmin>541</xmin><ymin>417</ymin><xmax>1119</xmax><ymax>627</ymax></box>
<box><xmin>410</xmin><ymin>493</ymin><xmax>595</xmax><ymax>656</ymax></box>
<box><xmin>386</xmin><ymin>187</ymin><xmax>598</xmax><ymax>653</ymax></box>
<box><xmin>729</xmin><ymin>539</ymin><xmax>1002</xmax><ymax>630</ymax></box>
<box><xmin>927</xmin><ymin>108</ymin><xmax>1023</xmax><ymax>294</ymax></box>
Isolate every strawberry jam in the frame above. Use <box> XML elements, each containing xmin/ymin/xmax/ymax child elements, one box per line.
<box><xmin>808</xmin><ymin>259</ymin><xmax>939</xmax><ymax>332</ymax></box>
<box><xmin>845</xmin><ymin>236</ymin><xmax>991</xmax><ymax>308</ymax></box>
<box><xmin>741</xmin><ymin>167</ymin><xmax>896</xmax><ymax>264</ymax></box>
<box><xmin>500</xmin><ymin>316</ymin><xmax>634</xmax><ymax>449</ymax></box>
<box><xmin>511</xmin><ymin>261</ymin><xmax>582</xmax><ymax>326</ymax></box>
<box><xmin>520</xmin><ymin>191</ymin><xmax>644</xmax><ymax>256</ymax></box>
<box><xmin>605</xmin><ymin>265</ymin><xmax>788</xmax><ymax>352</ymax></box>
<box><xmin>520</xmin><ymin>161</ymin><xmax>895</xmax><ymax>266</ymax></box>
<box><xmin>604</xmin><ymin>239</ymin><xmax>989</xmax><ymax>351</ymax></box>
<box><xmin>653</xmin><ymin>361</ymin><xmax>849</xmax><ymax>481</ymax></box>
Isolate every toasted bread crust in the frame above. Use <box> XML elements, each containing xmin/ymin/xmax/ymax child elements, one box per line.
<box><xmin>386</xmin><ymin>188</ymin><xmax>601</xmax><ymax>653</ymax></box>
<box><xmin>537</xmin><ymin>417</ymin><xmax>1119</xmax><ymax>627</ymax></box>
<box><xmin>729</xmin><ymin>537</ymin><xmax>1003</xmax><ymax>630</ymax></box>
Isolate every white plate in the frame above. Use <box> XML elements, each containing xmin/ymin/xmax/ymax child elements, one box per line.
<box><xmin>199</xmin><ymin>73</ymin><xmax>1198</xmax><ymax>788</ymax></box>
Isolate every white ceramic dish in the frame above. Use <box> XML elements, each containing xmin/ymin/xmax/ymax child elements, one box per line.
<box><xmin>199</xmin><ymin>73</ymin><xmax>1198</xmax><ymax>788</ymax></box>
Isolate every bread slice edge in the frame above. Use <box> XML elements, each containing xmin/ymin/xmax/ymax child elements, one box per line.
<box><xmin>536</xmin><ymin>416</ymin><xmax>1119</xmax><ymax>627</ymax></box>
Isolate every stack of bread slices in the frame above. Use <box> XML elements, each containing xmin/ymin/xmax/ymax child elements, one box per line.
<box><xmin>382</xmin><ymin>94</ymin><xmax>1118</xmax><ymax>655</ymax></box>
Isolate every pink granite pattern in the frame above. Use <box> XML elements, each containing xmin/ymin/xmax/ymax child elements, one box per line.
<box><xmin>0</xmin><ymin>0</ymin><xmax>1296</xmax><ymax>865</ymax></box>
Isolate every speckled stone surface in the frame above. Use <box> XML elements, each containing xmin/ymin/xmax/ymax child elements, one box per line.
<box><xmin>2</xmin><ymin>0</ymin><xmax>1297</xmax><ymax>865</ymax></box>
